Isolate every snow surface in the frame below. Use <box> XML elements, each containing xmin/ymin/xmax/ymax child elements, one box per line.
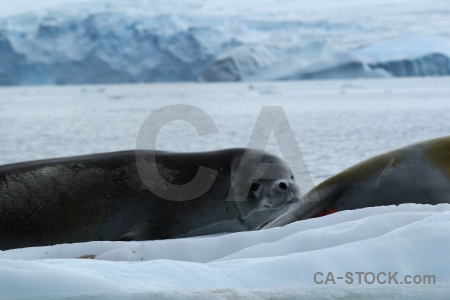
<box><xmin>1</xmin><ymin>78</ymin><xmax>450</xmax><ymax>298</ymax></box>
<box><xmin>1</xmin><ymin>204</ymin><xmax>450</xmax><ymax>299</ymax></box>
<box><xmin>1</xmin><ymin>0</ymin><xmax>450</xmax><ymax>85</ymax></box>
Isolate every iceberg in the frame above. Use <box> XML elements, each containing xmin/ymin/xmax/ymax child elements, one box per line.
<box><xmin>201</xmin><ymin>41</ymin><xmax>389</xmax><ymax>82</ymax></box>
<box><xmin>357</xmin><ymin>36</ymin><xmax>450</xmax><ymax>77</ymax></box>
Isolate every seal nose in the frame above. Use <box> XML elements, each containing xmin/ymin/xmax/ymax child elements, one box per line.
<box><xmin>276</xmin><ymin>180</ymin><xmax>299</xmax><ymax>199</ymax></box>
<box><xmin>278</xmin><ymin>181</ymin><xmax>288</xmax><ymax>190</ymax></box>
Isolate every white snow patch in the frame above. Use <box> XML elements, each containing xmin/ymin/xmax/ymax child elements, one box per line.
<box><xmin>1</xmin><ymin>204</ymin><xmax>449</xmax><ymax>299</ymax></box>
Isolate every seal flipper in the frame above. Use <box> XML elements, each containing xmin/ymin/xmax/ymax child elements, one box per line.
<box><xmin>176</xmin><ymin>219</ymin><xmax>247</xmax><ymax>238</ymax></box>
<box><xmin>115</xmin><ymin>229</ymin><xmax>145</xmax><ymax>241</ymax></box>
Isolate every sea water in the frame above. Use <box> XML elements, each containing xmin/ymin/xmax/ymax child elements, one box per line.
<box><xmin>1</xmin><ymin>77</ymin><xmax>449</xmax><ymax>184</ymax></box>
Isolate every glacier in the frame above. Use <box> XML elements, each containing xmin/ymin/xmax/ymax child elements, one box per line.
<box><xmin>201</xmin><ymin>41</ymin><xmax>390</xmax><ymax>82</ymax></box>
<box><xmin>0</xmin><ymin>0</ymin><xmax>450</xmax><ymax>85</ymax></box>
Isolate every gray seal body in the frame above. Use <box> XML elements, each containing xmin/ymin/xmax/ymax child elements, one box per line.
<box><xmin>0</xmin><ymin>148</ymin><xmax>299</xmax><ymax>250</ymax></box>
<box><xmin>264</xmin><ymin>136</ymin><xmax>450</xmax><ymax>228</ymax></box>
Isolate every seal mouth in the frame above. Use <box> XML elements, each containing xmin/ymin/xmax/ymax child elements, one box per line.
<box><xmin>263</xmin><ymin>197</ymin><xmax>299</xmax><ymax>209</ymax></box>
<box><xmin>257</xmin><ymin>197</ymin><xmax>300</xmax><ymax>230</ymax></box>
<box><xmin>286</xmin><ymin>198</ymin><xmax>300</xmax><ymax>204</ymax></box>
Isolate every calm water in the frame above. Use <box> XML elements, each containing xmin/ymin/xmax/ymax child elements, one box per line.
<box><xmin>1</xmin><ymin>77</ymin><xmax>450</xmax><ymax>187</ymax></box>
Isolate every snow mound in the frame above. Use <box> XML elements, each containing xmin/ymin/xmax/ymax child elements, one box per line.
<box><xmin>1</xmin><ymin>0</ymin><xmax>450</xmax><ymax>85</ymax></box>
<box><xmin>1</xmin><ymin>204</ymin><xmax>450</xmax><ymax>299</ymax></box>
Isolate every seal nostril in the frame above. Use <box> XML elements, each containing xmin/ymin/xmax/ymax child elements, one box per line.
<box><xmin>251</xmin><ymin>183</ymin><xmax>261</xmax><ymax>192</ymax></box>
<box><xmin>278</xmin><ymin>182</ymin><xmax>287</xmax><ymax>190</ymax></box>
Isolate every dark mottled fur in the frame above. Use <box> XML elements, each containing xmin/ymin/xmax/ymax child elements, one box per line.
<box><xmin>0</xmin><ymin>149</ymin><xmax>298</xmax><ymax>250</ymax></box>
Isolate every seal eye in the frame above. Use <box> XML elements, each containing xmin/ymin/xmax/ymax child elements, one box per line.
<box><xmin>290</xmin><ymin>175</ymin><xmax>294</xmax><ymax>180</ymax></box>
<box><xmin>251</xmin><ymin>183</ymin><xmax>261</xmax><ymax>192</ymax></box>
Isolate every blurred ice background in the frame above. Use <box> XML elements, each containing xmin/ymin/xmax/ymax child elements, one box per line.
<box><xmin>1</xmin><ymin>0</ymin><xmax>450</xmax><ymax>85</ymax></box>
